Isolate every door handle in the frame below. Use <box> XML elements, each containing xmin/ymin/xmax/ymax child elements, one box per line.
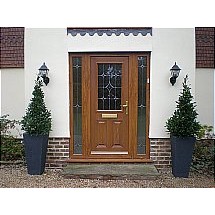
<box><xmin>122</xmin><ymin>100</ymin><xmax>128</xmax><ymax>115</ymax></box>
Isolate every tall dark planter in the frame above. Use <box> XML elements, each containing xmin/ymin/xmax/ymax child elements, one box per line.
<box><xmin>23</xmin><ymin>133</ymin><xmax>49</xmax><ymax>175</ymax></box>
<box><xmin>171</xmin><ymin>136</ymin><xmax>196</xmax><ymax>178</ymax></box>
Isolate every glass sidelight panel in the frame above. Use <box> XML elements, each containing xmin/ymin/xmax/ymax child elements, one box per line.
<box><xmin>98</xmin><ymin>63</ymin><xmax>122</xmax><ymax>110</ymax></box>
<box><xmin>137</xmin><ymin>56</ymin><xmax>147</xmax><ymax>154</ymax></box>
<box><xmin>72</xmin><ymin>57</ymin><xmax>82</xmax><ymax>154</ymax></box>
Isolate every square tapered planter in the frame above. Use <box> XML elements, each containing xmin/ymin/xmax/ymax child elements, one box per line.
<box><xmin>23</xmin><ymin>133</ymin><xmax>49</xmax><ymax>175</ymax></box>
<box><xmin>171</xmin><ymin>136</ymin><xmax>196</xmax><ymax>178</ymax></box>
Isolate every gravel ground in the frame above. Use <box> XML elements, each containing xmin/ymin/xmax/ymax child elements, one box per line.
<box><xmin>0</xmin><ymin>164</ymin><xmax>214</xmax><ymax>188</ymax></box>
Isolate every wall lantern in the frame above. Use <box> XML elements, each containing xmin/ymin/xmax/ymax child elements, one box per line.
<box><xmin>170</xmin><ymin>62</ymin><xmax>181</xmax><ymax>86</ymax></box>
<box><xmin>37</xmin><ymin>62</ymin><xmax>50</xmax><ymax>86</ymax></box>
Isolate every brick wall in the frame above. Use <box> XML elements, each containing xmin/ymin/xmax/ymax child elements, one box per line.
<box><xmin>46</xmin><ymin>138</ymin><xmax>70</xmax><ymax>168</ymax></box>
<box><xmin>195</xmin><ymin>27</ymin><xmax>215</xmax><ymax>68</ymax></box>
<box><xmin>45</xmin><ymin>138</ymin><xmax>172</xmax><ymax>169</ymax></box>
<box><xmin>0</xmin><ymin>27</ymin><xmax>24</xmax><ymax>68</ymax></box>
<box><xmin>150</xmin><ymin>139</ymin><xmax>171</xmax><ymax>169</ymax></box>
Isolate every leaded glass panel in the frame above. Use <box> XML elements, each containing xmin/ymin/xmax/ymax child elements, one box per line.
<box><xmin>137</xmin><ymin>56</ymin><xmax>147</xmax><ymax>154</ymax></box>
<box><xmin>72</xmin><ymin>57</ymin><xmax>82</xmax><ymax>154</ymax></box>
<box><xmin>98</xmin><ymin>63</ymin><xmax>122</xmax><ymax>110</ymax></box>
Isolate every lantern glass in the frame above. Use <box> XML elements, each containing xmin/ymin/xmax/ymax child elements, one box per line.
<box><xmin>171</xmin><ymin>69</ymin><xmax>180</xmax><ymax>78</ymax></box>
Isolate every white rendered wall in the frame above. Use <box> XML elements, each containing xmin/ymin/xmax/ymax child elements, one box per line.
<box><xmin>195</xmin><ymin>68</ymin><xmax>214</xmax><ymax>128</ymax></box>
<box><xmin>25</xmin><ymin>28</ymin><xmax>195</xmax><ymax>138</ymax></box>
<box><xmin>1</xmin><ymin>68</ymin><xmax>25</xmax><ymax>119</ymax></box>
<box><xmin>25</xmin><ymin>28</ymin><xmax>69</xmax><ymax>137</ymax></box>
<box><xmin>1</xmin><ymin>68</ymin><xmax>25</xmax><ymax>136</ymax></box>
<box><xmin>150</xmin><ymin>28</ymin><xmax>195</xmax><ymax>138</ymax></box>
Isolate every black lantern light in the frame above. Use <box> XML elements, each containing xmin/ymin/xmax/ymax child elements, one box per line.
<box><xmin>37</xmin><ymin>62</ymin><xmax>50</xmax><ymax>86</ymax></box>
<box><xmin>170</xmin><ymin>62</ymin><xmax>181</xmax><ymax>86</ymax></box>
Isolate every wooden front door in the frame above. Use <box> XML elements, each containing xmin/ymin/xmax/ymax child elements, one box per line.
<box><xmin>90</xmin><ymin>57</ymin><xmax>130</xmax><ymax>158</ymax></box>
<box><xmin>69</xmin><ymin>53</ymin><xmax>150</xmax><ymax>162</ymax></box>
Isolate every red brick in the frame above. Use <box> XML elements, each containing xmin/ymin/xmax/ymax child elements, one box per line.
<box><xmin>54</xmin><ymin>152</ymin><xmax>64</xmax><ymax>156</ymax></box>
<box><xmin>49</xmin><ymin>141</ymin><xmax>60</xmax><ymax>144</ymax></box>
<box><xmin>158</xmin><ymin>152</ymin><xmax>171</xmax><ymax>156</ymax></box>
<box><xmin>59</xmin><ymin>148</ymin><xmax>69</xmax><ymax>152</ymax></box>
<box><xmin>150</xmin><ymin>139</ymin><xmax>172</xmax><ymax>169</ymax></box>
<box><xmin>48</xmin><ymin>148</ymin><xmax>59</xmax><ymax>152</ymax></box>
<box><xmin>54</xmin><ymin>145</ymin><xmax>63</xmax><ymax>148</ymax></box>
<box><xmin>196</xmin><ymin>27</ymin><xmax>215</xmax><ymax>68</ymax></box>
<box><xmin>158</xmin><ymin>160</ymin><xmax>171</xmax><ymax>164</ymax></box>
<box><xmin>0</xmin><ymin>27</ymin><xmax>24</xmax><ymax>68</ymax></box>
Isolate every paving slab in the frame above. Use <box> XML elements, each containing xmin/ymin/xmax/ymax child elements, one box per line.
<box><xmin>62</xmin><ymin>163</ymin><xmax>160</xmax><ymax>180</ymax></box>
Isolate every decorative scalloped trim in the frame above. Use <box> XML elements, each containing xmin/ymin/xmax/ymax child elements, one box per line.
<box><xmin>67</xmin><ymin>28</ymin><xmax>152</xmax><ymax>36</ymax></box>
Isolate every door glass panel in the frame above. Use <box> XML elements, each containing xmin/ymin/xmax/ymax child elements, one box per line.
<box><xmin>138</xmin><ymin>107</ymin><xmax>146</xmax><ymax>154</ymax></box>
<box><xmin>137</xmin><ymin>56</ymin><xmax>147</xmax><ymax>154</ymax></box>
<box><xmin>98</xmin><ymin>63</ymin><xmax>122</xmax><ymax>110</ymax></box>
<box><xmin>73</xmin><ymin>57</ymin><xmax>82</xmax><ymax>154</ymax></box>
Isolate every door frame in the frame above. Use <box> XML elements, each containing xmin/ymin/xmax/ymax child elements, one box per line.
<box><xmin>69</xmin><ymin>52</ymin><xmax>151</xmax><ymax>162</ymax></box>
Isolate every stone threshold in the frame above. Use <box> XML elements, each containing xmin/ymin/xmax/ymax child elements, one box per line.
<box><xmin>62</xmin><ymin>163</ymin><xmax>160</xmax><ymax>180</ymax></box>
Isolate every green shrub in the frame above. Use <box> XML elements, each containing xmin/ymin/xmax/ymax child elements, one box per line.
<box><xmin>1</xmin><ymin>136</ymin><xmax>24</xmax><ymax>161</ymax></box>
<box><xmin>165</xmin><ymin>75</ymin><xmax>201</xmax><ymax>137</ymax></box>
<box><xmin>197</xmin><ymin>124</ymin><xmax>214</xmax><ymax>139</ymax></box>
<box><xmin>21</xmin><ymin>80</ymin><xmax>52</xmax><ymax>135</ymax></box>
<box><xmin>191</xmin><ymin>139</ymin><xmax>214</xmax><ymax>176</ymax></box>
<box><xmin>0</xmin><ymin>115</ymin><xmax>24</xmax><ymax>161</ymax></box>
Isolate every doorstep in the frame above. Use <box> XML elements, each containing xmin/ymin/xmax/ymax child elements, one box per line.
<box><xmin>62</xmin><ymin>163</ymin><xmax>160</xmax><ymax>180</ymax></box>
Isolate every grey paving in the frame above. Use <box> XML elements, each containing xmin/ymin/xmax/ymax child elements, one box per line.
<box><xmin>62</xmin><ymin>163</ymin><xmax>160</xmax><ymax>180</ymax></box>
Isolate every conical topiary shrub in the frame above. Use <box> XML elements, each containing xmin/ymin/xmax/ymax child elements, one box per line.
<box><xmin>21</xmin><ymin>80</ymin><xmax>52</xmax><ymax>175</ymax></box>
<box><xmin>166</xmin><ymin>75</ymin><xmax>200</xmax><ymax>137</ymax></box>
<box><xmin>21</xmin><ymin>80</ymin><xmax>51</xmax><ymax>135</ymax></box>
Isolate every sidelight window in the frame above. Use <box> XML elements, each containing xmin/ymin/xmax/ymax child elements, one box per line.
<box><xmin>137</xmin><ymin>56</ymin><xmax>147</xmax><ymax>154</ymax></box>
<box><xmin>72</xmin><ymin>57</ymin><xmax>82</xmax><ymax>154</ymax></box>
